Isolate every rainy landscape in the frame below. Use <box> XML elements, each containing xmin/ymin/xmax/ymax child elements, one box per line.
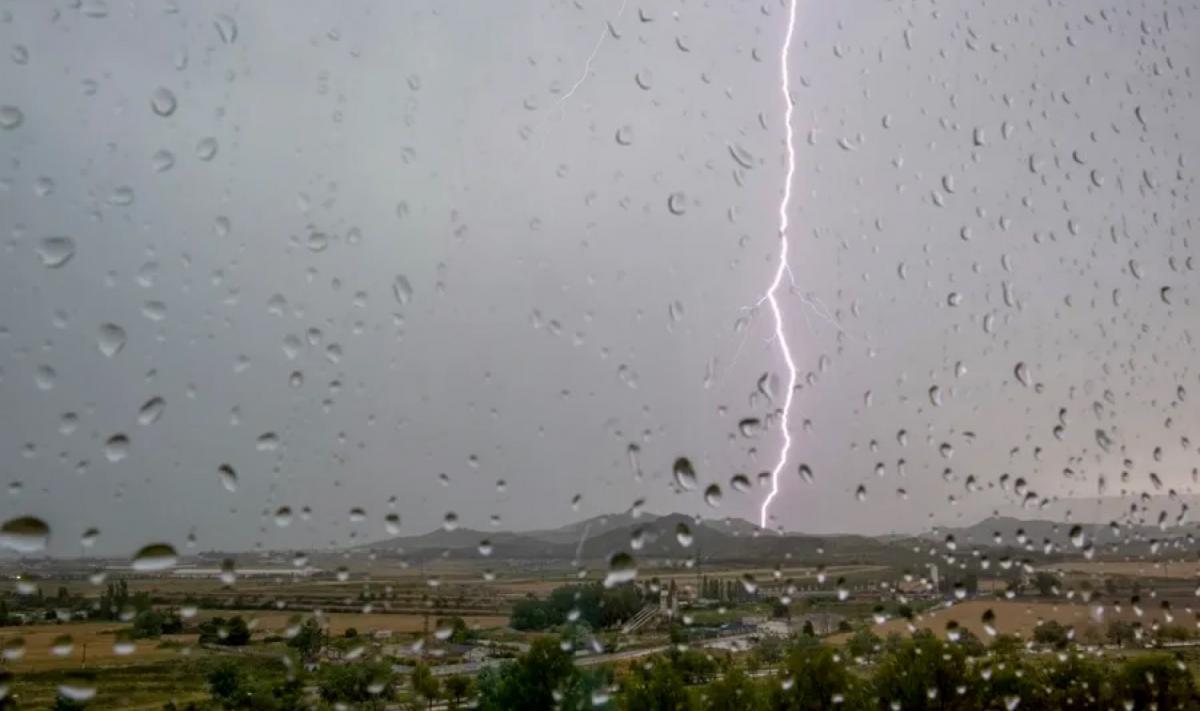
<box><xmin>3</xmin><ymin>0</ymin><xmax>1200</xmax><ymax>709</ymax></box>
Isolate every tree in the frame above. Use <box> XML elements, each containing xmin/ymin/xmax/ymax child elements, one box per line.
<box><xmin>477</xmin><ymin>637</ymin><xmax>578</xmax><ymax>711</ymax></box>
<box><xmin>952</xmin><ymin>627</ymin><xmax>986</xmax><ymax>657</ymax></box>
<box><xmin>956</xmin><ymin>573</ymin><xmax>979</xmax><ymax>596</ymax></box>
<box><xmin>224</xmin><ymin>616</ymin><xmax>250</xmax><ymax>646</ymax></box>
<box><xmin>1106</xmin><ymin>620</ymin><xmax>1137</xmax><ymax>648</ymax></box>
<box><xmin>561</xmin><ymin>620</ymin><xmax>595</xmax><ymax>654</ymax></box>
<box><xmin>199</xmin><ymin>616</ymin><xmax>251</xmax><ymax>646</ymax></box>
<box><xmin>846</xmin><ymin>628</ymin><xmax>881</xmax><ymax>659</ymax></box>
<box><xmin>510</xmin><ymin>597</ymin><xmax>551</xmax><ymax>631</ymax></box>
<box><xmin>443</xmin><ymin>675</ymin><xmax>475</xmax><ymax>710</ymax></box>
<box><xmin>1033</xmin><ymin>620</ymin><xmax>1071</xmax><ymax>649</ymax></box>
<box><xmin>509</xmin><ymin>583</ymin><xmax>644</xmax><ymax>632</ymax></box>
<box><xmin>618</xmin><ymin>657</ymin><xmax>689</xmax><ymax>711</ymax></box>
<box><xmin>668</xmin><ymin>648</ymin><xmax>718</xmax><ymax>685</ymax></box>
<box><xmin>704</xmin><ymin>665</ymin><xmax>763</xmax><ymax>711</ymax></box>
<box><xmin>317</xmin><ymin>662</ymin><xmax>394</xmax><ymax>710</ymax></box>
<box><xmin>207</xmin><ymin>660</ymin><xmax>245</xmax><ymax>708</ymax></box>
<box><xmin>1033</xmin><ymin>572</ymin><xmax>1060</xmax><ymax>597</ymax></box>
<box><xmin>52</xmin><ymin>696</ymin><xmax>88</xmax><ymax>711</ymax></box>
<box><xmin>1116</xmin><ymin>654</ymin><xmax>1198</xmax><ymax>708</ymax></box>
<box><xmin>287</xmin><ymin>618</ymin><xmax>326</xmax><ymax>662</ymax></box>
<box><xmin>990</xmin><ymin>634</ymin><xmax>1024</xmax><ymax>657</ymax></box>
<box><xmin>1156</xmin><ymin>624</ymin><xmax>1192</xmax><ymax>644</ymax></box>
<box><xmin>872</xmin><ymin>632</ymin><xmax>977</xmax><ymax>710</ymax></box>
<box><xmin>1038</xmin><ymin>654</ymin><xmax>1111</xmax><ymax>709</ymax></box>
<box><xmin>99</xmin><ymin>580</ymin><xmax>131</xmax><ymax>620</ymax></box>
<box><xmin>131</xmin><ymin>609</ymin><xmax>183</xmax><ymax>639</ymax></box>
<box><xmin>410</xmin><ymin>662</ymin><xmax>440</xmax><ymax>710</ymax></box>
<box><xmin>437</xmin><ymin>615</ymin><xmax>473</xmax><ymax>644</ymax></box>
<box><xmin>558</xmin><ymin>667</ymin><xmax>612</xmax><ymax>711</ymax></box>
<box><xmin>768</xmin><ymin>644</ymin><xmax>866</xmax><ymax>711</ymax></box>
<box><xmin>753</xmin><ymin>634</ymin><xmax>785</xmax><ymax>666</ymax></box>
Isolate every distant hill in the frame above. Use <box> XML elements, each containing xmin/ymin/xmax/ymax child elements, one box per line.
<box><xmin>919</xmin><ymin>514</ymin><xmax>1190</xmax><ymax>551</ymax></box>
<box><xmin>354</xmin><ymin>511</ymin><xmax>923</xmax><ymax>566</ymax></box>
<box><xmin>523</xmin><ymin>511</ymin><xmax>648</xmax><ymax>546</ymax></box>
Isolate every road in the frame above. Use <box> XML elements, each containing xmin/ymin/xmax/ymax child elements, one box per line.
<box><xmin>410</xmin><ymin>632</ymin><xmax>761</xmax><ymax>677</ymax></box>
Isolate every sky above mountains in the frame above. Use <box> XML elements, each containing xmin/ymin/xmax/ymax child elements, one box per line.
<box><xmin>1</xmin><ymin>1</ymin><xmax>1199</xmax><ymax>558</ymax></box>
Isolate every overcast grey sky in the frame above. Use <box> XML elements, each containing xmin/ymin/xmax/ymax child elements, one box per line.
<box><xmin>1</xmin><ymin>0</ymin><xmax>1198</xmax><ymax>557</ymax></box>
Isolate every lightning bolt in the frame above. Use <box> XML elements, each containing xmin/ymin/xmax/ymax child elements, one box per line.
<box><xmin>551</xmin><ymin>0</ymin><xmax>628</xmax><ymax>120</ymax></box>
<box><xmin>758</xmin><ymin>0</ymin><xmax>800</xmax><ymax>530</ymax></box>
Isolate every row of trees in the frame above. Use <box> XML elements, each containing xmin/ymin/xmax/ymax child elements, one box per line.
<box><xmin>510</xmin><ymin>583</ymin><xmax>644</xmax><ymax>631</ymax></box>
<box><xmin>196</xmin><ymin>655</ymin><xmax>473</xmax><ymax>710</ymax></box>
<box><xmin>175</xmin><ymin>624</ymin><xmax>1197</xmax><ymax>710</ymax></box>
<box><xmin>467</xmin><ymin>630</ymin><xmax>1198</xmax><ymax>710</ymax></box>
<box><xmin>698</xmin><ymin>576</ymin><xmax>759</xmax><ymax>603</ymax></box>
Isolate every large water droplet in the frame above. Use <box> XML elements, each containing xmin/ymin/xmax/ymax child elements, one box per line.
<box><xmin>1014</xmin><ymin>362</ymin><xmax>1030</xmax><ymax>387</ymax></box>
<box><xmin>50</xmin><ymin>634</ymin><xmax>74</xmax><ymax>656</ymax></box>
<box><xmin>673</xmin><ymin>458</ymin><xmax>697</xmax><ymax>490</ymax></box>
<box><xmin>37</xmin><ymin>236</ymin><xmax>76</xmax><ymax>268</ymax></box>
<box><xmin>195</xmin><ymin>137</ymin><xmax>219</xmax><ymax>161</ymax></box>
<box><xmin>738</xmin><ymin>418</ymin><xmax>762</xmax><ymax>437</ymax></box>
<box><xmin>2</xmin><ymin>638</ymin><xmax>25</xmax><ymax>660</ymax></box>
<box><xmin>108</xmin><ymin>186</ymin><xmax>135</xmax><ymax>206</ymax></box>
<box><xmin>213</xmin><ymin>14</ymin><xmax>238</xmax><ymax>43</ymax></box>
<box><xmin>729</xmin><ymin>143</ymin><xmax>755</xmax><ymax>170</ymax></box>
<box><xmin>104</xmin><ymin>434</ymin><xmax>129</xmax><ymax>462</ymax></box>
<box><xmin>35</xmin><ymin>365</ymin><xmax>56</xmax><ymax>390</ymax></box>
<box><xmin>0</xmin><ymin>105</ymin><xmax>23</xmax><ymax>130</ymax></box>
<box><xmin>675</xmin><ymin>523</ymin><xmax>693</xmax><ymax>547</ymax></box>
<box><xmin>132</xmin><ymin>543</ymin><xmax>177</xmax><ymax>571</ymax></box>
<box><xmin>392</xmin><ymin>275</ymin><xmax>413</xmax><ymax>305</ymax></box>
<box><xmin>138</xmin><ymin>397</ymin><xmax>165</xmax><ymax>425</ymax></box>
<box><xmin>96</xmin><ymin>323</ymin><xmax>126</xmax><ymax>357</ymax></box>
<box><xmin>604</xmin><ymin>551</ymin><xmax>637</xmax><ymax>587</ymax></box>
<box><xmin>150</xmin><ymin>87</ymin><xmax>177</xmax><ymax>117</ymax></box>
<box><xmin>273</xmin><ymin>507</ymin><xmax>292</xmax><ymax>527</ymax></box>
<box><xmin>218</xmin><ymin>463</ymin><xmax>238</xmax><ymax>492</ymax></box>
<box><xmin>0</xmin><ymin>516</ymin><xmax>49</xmax><ymax>553</ymax></box>
<box><xmin>152</xmin><ymin>150</ymin><xmax>175</xmax><ymax>172</ymax></box>
<box><xmin>58</xmin><ymin>675</ymin><xmax>97</xmax><ymax>702</ymax></box>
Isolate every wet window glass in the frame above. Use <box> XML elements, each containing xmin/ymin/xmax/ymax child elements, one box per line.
<box><xmin>2</xmin><ymin>1</ymin><xmax>1199</xmax><ymax>708</ymax></box>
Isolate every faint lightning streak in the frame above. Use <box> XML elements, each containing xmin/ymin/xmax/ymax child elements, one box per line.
<box><xmin>759</xmin><ymin>0</ymin><xmax>800</xmax><ymax>530</ymax></box>
<box><xmin>552</xmin><ymin>0</ymin><xmax>627</xmax><ymax>119</ymax></box>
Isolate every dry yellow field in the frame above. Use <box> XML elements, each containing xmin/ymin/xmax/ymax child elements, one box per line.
<box><xmin>0</xmin><ymin>622</ymin><xmax>185</xmax><ymax>672</ymax></box>
<box><xmin>837</xmin><ymin>599</ymin><xmax>1191</xmax><ymax>644</ymax></box>
<box><xmin>196</xmin><ymin>609</ymin><xmax>510</xmax><ymax>636</ymax></box>
<box><xmin>1042</xmin><ymin>560</ymin><xmax>1200</xmax><ymax>579</ymax></box>
<box><xmin>0</xmin><ymin>609</ymin><xmax>512</xmax><ymax>673</ymax></box>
